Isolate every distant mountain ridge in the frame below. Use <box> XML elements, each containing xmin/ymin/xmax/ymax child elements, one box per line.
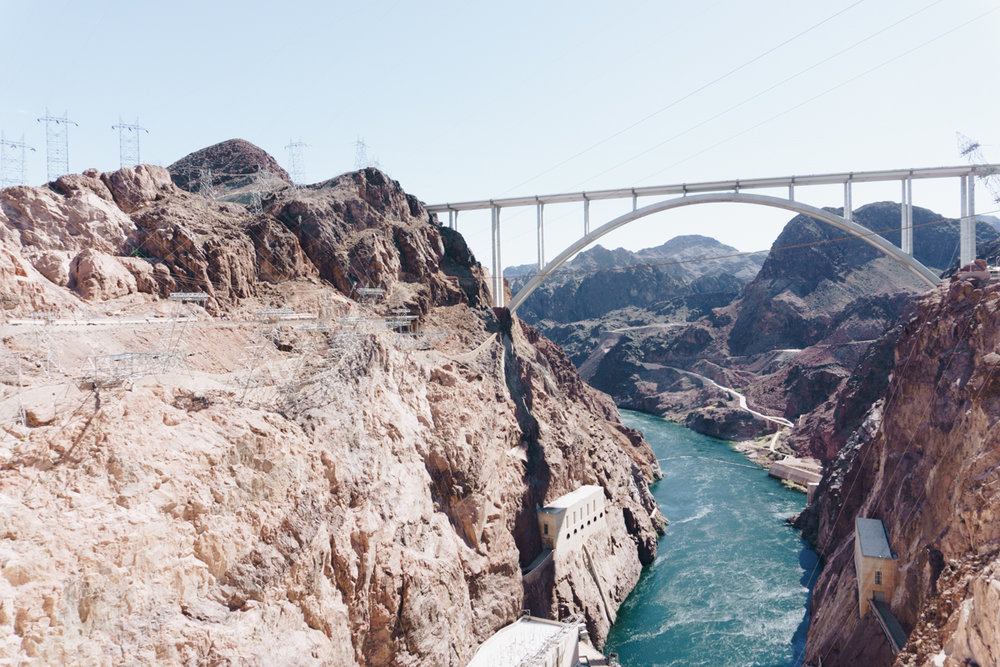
<box><xmin>514</xmin><ymin>201</ymin><xmax>1000</xmax><ymax>447</ymax></box>
<box><xmin>506</xmin><ymin>234</ymin><xmax>764</xmax><ymax>326</ymax></box>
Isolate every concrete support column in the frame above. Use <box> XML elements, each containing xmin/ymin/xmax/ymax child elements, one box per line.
<box><xmin>960</xmin><ymin>176</ymin><xmax>976</xmax><ymax>268</ymax></box>
<box><xmin>583</xmin><ymin>196</ymin><xmax>590</xmax><ymax>235</ymax></box>
<box><xmin>844</xmin><ymin>182</ymin><xmax>853</xmax><ymax>223</ymax></box>
<box><xmin>491</xmin><ymin>204</ymin><xmax>504</xmax><ymax>308</ymax></box>
<box><xmin>901</xmin><ymin>179</ymin><xmax>913</xmax><ymax>256</ymax></box>
<box><xmin>536</xmin><ymin>202</ymin><xmax>545</xmax><ymax>271</ymax></box>
<box><xmin>447</xmin><ymin>209</ymin><xmax>454</xmax><ymax>230</ymax></box>
<box><xmin>632</xmin><ymin>189</ymin><xmax>638</xmax><ymax>212</ymax></box>
<box><xmin>788</xmin><ymin>183</ymin><xmax>795</xmax><ymax>200</ymax></box>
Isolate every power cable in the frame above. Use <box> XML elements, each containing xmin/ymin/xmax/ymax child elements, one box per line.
<box><xmin>497</xmin><ymin>0</ymin><xmax>869</xmax><ymax>197</ymax></box>
<box><xmin>575</xmin><ymin>0</ymin><xmax>946</xmax><ymax>189</ymax></box>
<box><xmin>637</xmin><ymin>5</ymin><xmax>1000</xmax><ymax>185</ymax></box>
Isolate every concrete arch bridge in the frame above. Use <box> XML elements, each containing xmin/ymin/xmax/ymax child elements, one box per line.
<box><xmin>426</xmin><ymin>165</ymin><xmax>1000</xmax><ymax>311</ymax></box>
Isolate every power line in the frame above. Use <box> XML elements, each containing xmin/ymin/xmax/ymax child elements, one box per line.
<box><xmin>576</xmin><ymin>0</ymin><xmax>948</xmax><ymax>189</ymax></box>
<box><xmin>497</xmin><ymin>0</ymin><xmax>869</xmax><ymax>196</ymax></box>
<box><xmin>636</xmin><ymin>5</ymin><xmax>999</xmax><ymax>185</ymax></box>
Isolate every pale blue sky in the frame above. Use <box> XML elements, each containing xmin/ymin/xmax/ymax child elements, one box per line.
<box><xmin>3</xmin><ymin>0</ymin><xmax>999</xmax><ymax>268</ymax></box>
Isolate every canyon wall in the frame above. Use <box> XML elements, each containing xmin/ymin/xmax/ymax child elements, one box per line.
<box><xmin>0</xmin><ymin>142</ymin><xmax>662</xmax><ymax>664</ymax></box>
<box><xmin>799</xmin><ymin>264</ymin><xmax>1000</xmax><ymax>666</ymax></box>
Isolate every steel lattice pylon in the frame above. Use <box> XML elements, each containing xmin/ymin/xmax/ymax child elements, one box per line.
<box><xmin>112</xmin><ymin>117</ymin><xmax>149</xmax><ymax>168</ymax></box>
<box><xmin>36</xmin><ymin>109</ymin><xmax>77</xmax><ymax>181</ymax></box>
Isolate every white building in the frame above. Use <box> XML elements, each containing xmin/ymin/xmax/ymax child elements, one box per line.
<box><xmin>467</xmin><ymin>614</ymin><xmax>583</xmax><ymax>667</ymax></box>
<box><xmin>537</xmin><ymin>485</ymin><xmax>606</xmax><ymax>552</ymax></box>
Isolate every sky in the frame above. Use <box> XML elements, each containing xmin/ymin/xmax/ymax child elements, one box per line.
<box><xmin>2</xmin><ymin>0</ymin><xmax>999</xmax><ymax>271</ymax></box>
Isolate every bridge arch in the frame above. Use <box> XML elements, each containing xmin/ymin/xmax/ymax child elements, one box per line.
<box><xmin>507</xmin><ymin>192</ymin><xmax>941</xmax><ymax>313</ymax></box>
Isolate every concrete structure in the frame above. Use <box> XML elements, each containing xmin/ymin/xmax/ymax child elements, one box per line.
<box><xmin>855</xmin><ymin>517</ymin><xmax>898</xmax><ymax>618</ymax></box>
<box><xmin>425</xmin><ymin>165</ymin><xmax>1000</xmax><ymax>309</ymax></box>
<box><xmin>769</xmin><ymin>456</ymin><xmax>822</xmax><ymax>487</ymax></box>
<box><xmin>537</xmin><ymin>485</ymin><xmax>606</xmax><ymax>552</ymax></box>
<box><xmin>467</xmin><ymin>613</ymin><xmax>590</xmax><ymax>667</ymax></box>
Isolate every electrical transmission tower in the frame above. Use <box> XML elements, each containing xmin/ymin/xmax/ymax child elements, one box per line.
<box><xmin>112</xmin><ymin>117</ymin><xmax>149</xmax><ymax>168</ymax></box>
<box><xmin>957</xmin><ymin>132</ymin><xmax>1000</xmax><ymax>205</ymax></box>
<box><xmin>285</xmin><ymin>139</ymin><xmax>307</xmax><ymax>187</ymax></box>
<box><xmin>354</xmin><ymin>137</ymin><xmax>370</xmax><ymax>169</ymax></box>
<box><xmin>0</xmin><ymin>133</ymin><xmax>36</xmax><ymax>187</ymax></box>
<box><xmin>36</xmin><ymin>109</ymin><xmax>77</xmax><ymax>181</ymax></box>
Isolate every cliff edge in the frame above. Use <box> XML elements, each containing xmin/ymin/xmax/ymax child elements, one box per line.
<box><xmin>0</xmin><ymin>147</ymin><xmax>661</xmax><ymax>664</ymax></box>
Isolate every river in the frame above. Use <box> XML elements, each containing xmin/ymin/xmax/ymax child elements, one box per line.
<box><xmin>603</xmin><ymin>410</ymin><xmax>820</xmax><ymax>667</ymax></box>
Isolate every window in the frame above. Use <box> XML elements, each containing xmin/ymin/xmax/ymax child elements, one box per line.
<box><xmin>875</xmin><ymin>571</ymin><xmax>882</xmax><ymax>585</ymax></box>
<box><xmin>544</xmin><ymin>524</ymin><xmax>548</xmax><ymax>535</ymax></box>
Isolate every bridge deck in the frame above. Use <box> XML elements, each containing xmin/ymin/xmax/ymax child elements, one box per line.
<box><xmin>426</xmin><ymin>164</ymin><xmax>1000</xmax><ymax>212</ymax></box>
<box><xmin>871</xmin><ymin>599</ymin><xmax>908</xmax><ymax>654</ymax></box>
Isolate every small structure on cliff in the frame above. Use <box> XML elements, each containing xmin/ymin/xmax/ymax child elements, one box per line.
<box><xmin>468</xmin><ymin>613</ymin><xmax>599</xmax><ymax>667</ymax></box>
<box><xmin>537</xmin><ymin>485</ymin><xmax>606</xmax><ymax>552</ymax></box>
<box><xmin>854</xmin><ymin>517</ymin><xmax>898</xmax><ymax>617</ymax></box>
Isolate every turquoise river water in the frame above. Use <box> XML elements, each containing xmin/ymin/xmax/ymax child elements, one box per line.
<box><xmin>603</xmin><ymin>411</ymin><xmax>820</xmax><ymax>667</ymax></box>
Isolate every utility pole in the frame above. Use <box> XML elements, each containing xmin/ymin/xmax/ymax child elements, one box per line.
<box><xmin>285</xmin><ymin>138</ymin><xmax>307</xmax><ymax>187</ymax></box>
<box><xmin>36</xmin><ymin>109</ymin><xmax>77</xmax><ymax>181</ymax></box>
<box><xmin>0</xmin><ymin>133</ymin><xmax>36</xmax><ymax>187</ymax></box>
<box><xmin>112</xmin><ymin>117</ymin><xmax>149</xmax><ymax>168</ymax></box>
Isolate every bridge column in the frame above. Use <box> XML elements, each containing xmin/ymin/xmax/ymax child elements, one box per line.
<box><xmin>491</xmin><ymin>204</ymin><xmax>504</xmax><ymax>308</ymax></box>
<box><xmin>631</xmin><ymin>189</ymin><xmax>638</xmax><ymax>211</ymax></box>
<box><xmin>788</xmin><ymin>182</ymin><xmax>794</xmax><ymax>200</ymax></box>
<box><xmin>583</xmin><ymin>195</ymin><xmax>590</xmax><ymax>235</ymax></box>
<box><xmin>960</xmin><ymin>175</ymin><xmax>976</xmax><ymax>268</ymax></box>
<box><xmin>901</xmin><ymin>179</ymin><xmax>913</xmax><ymax>256</ymax></box>
<box><xmin>844</xmin><ymin>182</ymin><xmax>853</xmax><ymax>222</ymax></box>
<box><xmin>536</xmin><ymin>202</ymin><xmax>545</xmax><ymax>271</ymax></box>
<box><xmin>447</xmin><ymin>209</ymin><xmax>455</xmax><ymax>230</ymax></box>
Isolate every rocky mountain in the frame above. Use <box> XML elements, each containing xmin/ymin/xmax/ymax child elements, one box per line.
<box><xmin>168</xmin><ymin>138</ymin><xmax>292</xmax><ymax>202</ymax></box>
<box><xmin>507</xmin><ymin>235</ymin><xmax>763</xmax><ymax>365</ymax></box>
<box><xmin>563</xmin><ymin>203</ymin><xmax>998</xmax><ymax>448</ymax></box>
<box><xmin>0</xmin><ymin>147</ymin><xmax>662</xmax><ymax>664</ymax></box>
<box><xmin>795</xmin><ymin>262</ymin><xmax>1000</xmax><ymax>666</ymax></box>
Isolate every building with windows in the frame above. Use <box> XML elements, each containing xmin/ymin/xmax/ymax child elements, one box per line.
<box><xmin>537</xmin><ymin>485</ymin><xmax>606</xmax><ymax>552</ymax></box>
<box><xmin>854</xmin><ymin>517</ymin><xmax>898</xmax><ymax>617</ymax></box>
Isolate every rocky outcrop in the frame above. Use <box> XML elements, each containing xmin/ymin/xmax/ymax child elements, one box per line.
<box><xmin>168</xmin><ymin>138</ymin><xmax>291</xmax><ymax>194</ymax></box>
<box><xmin>0</xmin><ymin>144</ymin><xmax>661</xmax><ymax>664</ymax></box>
<box><xmin>797</xmin><ymin>262</ymin><xmax>1000</xmax><ymax>666</ymax></box>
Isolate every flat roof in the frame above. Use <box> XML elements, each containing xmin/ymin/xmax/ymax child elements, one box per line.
<box><xmin>856</xmin><ymin>518</ymin><xmax>895</xmax><ymax>559</ymax></box>
<box><xmin>467</xmin><ymin>616</ymin><xmax>572</xmax><ymax>667</ymax></box>
<box><xmin>538</xmin><ymin>485</ymin><xmax>604</xmax><ymax>513</ymax></box>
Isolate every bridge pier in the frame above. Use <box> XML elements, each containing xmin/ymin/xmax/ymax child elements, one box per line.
<box><xmin>844</xmin><ymin>182</ymin><xmax>853</xmax><ymax>222</ymax></box>
<box><xmin>583</xmin><ymin>196</ymin><xmax>590</xmax><ymax>235</ymax></box>
<box><xmin>536</xmin><ymin>201</ymin><xmax>545</xmax><ymax>271</ymax></box>
<box><xmin>961</xmin><ymin>176</ymin><xmax>976</xmax><ymax>268</ymax></box>
<box><xmin>491</xmin><ymin>204</ymin><xmax>504</xmax><ymax>308</ymax></box>
<box><xmin>901</xmin><ymin>179</ymin><xmax>913</xmax><ymax>256</ymax></box>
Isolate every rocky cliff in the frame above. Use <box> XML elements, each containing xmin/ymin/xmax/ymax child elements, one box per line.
<box><xmin>797</xmin><ymin>262</ymin><xmax>1000</xmax><ymax>666</ymax></box>
<box><xmin>0</xmin><ymin>146</ymin><xmax>661</xmax><ymax>664</ymax></box>
<box><xmin>554</xmin><ymin>204</ymin><xmax>997</xmax><ymax>451</ymax></box>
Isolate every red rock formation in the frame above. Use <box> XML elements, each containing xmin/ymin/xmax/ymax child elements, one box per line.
<box><xmin>0</xmin><ymin>149</ymin><xmax>661</xmax><ymax>664</ymax></box>
<box><xmin>799</xmin><ymin>261</ymin><xmax>1000</xmax><ymax>666</ymax></box>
